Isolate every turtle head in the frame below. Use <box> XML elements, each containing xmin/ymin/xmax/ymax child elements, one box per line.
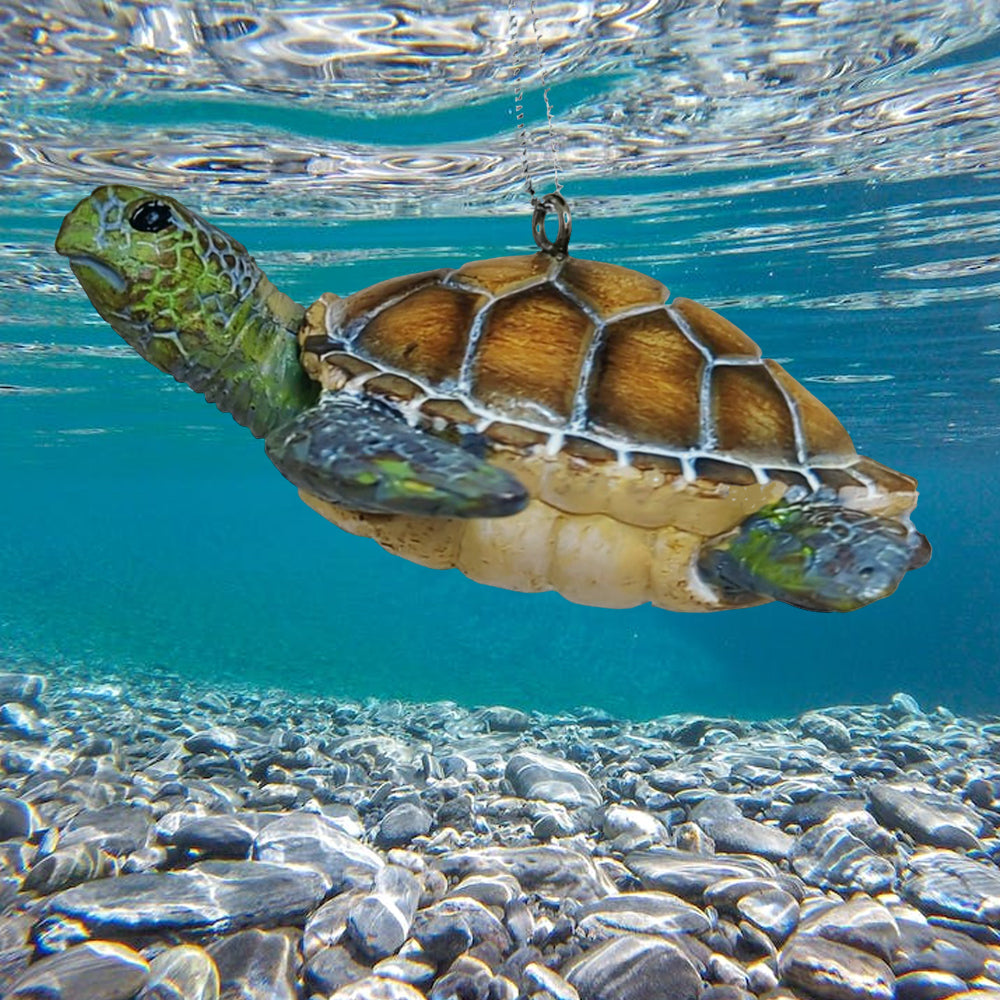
<box><xmin>57</xmin><ymin>185</ymin><xmax>313</xmax><ymax>436</ymax></box>
<box><xmin>55</xmin><ymin>184</ymin><xmax>259</xmax><ymax>380</ymax></box>
<box><xmin>699</xmin><ymin>499</ymin><xmax>931</xmax><ymax>613</ymax></box>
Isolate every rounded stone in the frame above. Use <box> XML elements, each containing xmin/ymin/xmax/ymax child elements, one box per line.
<box><xmin>47</xmin><ymin>859</ymin><xmax>331</xmax><ymax>934</ymax></box>
<box><xmin>346</xmin><ymin>865</ymin><xmax>421</xmax><ymax>961</ymax></box>
<box><xmin>895</xmin><ymin>969</ymin><xmax>968</xmax><ymax>1000</ymax></box>
<box><xmin>304</xmin><ymin>945</ymin><xmax>370</xmax><ymax>996</ymax></box>
<box><xmin>737</xmin><ymin>888</ymin><xmax>799</xmax><ymax>944</ymax></box>
<box><xmin>184</xmin><ymin>728</ymin><xmax>240</xmax><ymax>754</ymax></box>
<box><xmin>789</xmin><ymin>819</ymin><xmax>896</xmax><ymax>893</ymax></box>
<box><xmin>965</xmin><ymin>779</ymin><xmax>995</xmax><ymax>808</ymax></box>
<box><xmin>869</xmin><ymin>784</ymin><xmax>982</xmax><ymax>850</ymax></box>
<box><xmin>6</xmin><ymin>940</ymin><xmax>149</xmax><ymax>1000</ymax></box>
<box><xmin>707</xmin><ymin>953</ymin><xmax>749</xmax><ymax>988</ymax></box>
<box><xmin>564</xmin><ymin>934</ymin><xmax>702</xmax><ymax>1000</ymax></box>
<box><xmin>797</xmin><ymin>897</ymin><xmax>900</xmax><ymax>963</ymax></box>
<box><xmin>478</xmin><ymin>706</ymin><xmax>533</xmax><ymax>732</ymax></box>
<box><xmin>372</xmin><ymin>955</ymin><xmax>437</xmax><ymax>989</ymax></box>
<box><xmin>24</xmin><ymin>843</ymin><xmax>114</xmax><ymax>895</ymax></box>
<box><xmin>328</xmin><ymin>977</ymin><xmax>427</xmax><ymax>999</ymax></box>
<box><xmin>0</xmin><ymin>795</ymin><xmax>38</xmax><ymax>841</ymax></box>
<box><xmin>60</xmin><ymin>802</ymin><xmax>153</xmax><ymax>856</ymax></box>
<box><xmin>779</xmin><ymin>935</ymin><xmax>894</xmax><ymax>1000</ymax></box>
<box><xmin>169</xmin><ymin>815</ymin><xmax>257</xmax><ymax>858</ymax></box>
<box><xmin>889</xmin><ymin>693</ymin><xmax>922</xmax><ymax>718</ymax></box>
<box><xmin>435</xmin><ymin>845</ymin><xmax>614</xmax><ymax>904</ymax></box>
<box><xmin>690</xmin><ymin>796</ymin><xmax>793</xmax><ymax>861</ymax></box>
<box><xmin>894</xmin><ymin>921</ymin><xmax>992</xmax><ymax>980</ymax></box>
<box><xmin>207</xmin><ymin>928</ymin><xmax>298</xmax><ymax>1000</ymax></box>
<box><xmin>577</xmin><ymin>891</ymin><xmax>714</xmax><ymax>940</ymax></box>
<box><xmin>904</xmin><ymin>850</ymin><xmax>1000</xmax><ymax>925</ymax></box>
<box><xmin>376</xmin><ymin>803</ymin><xmax>434</xmax><ymax>848</ymax></box>
<box><xmin>746</xmin><ymin>959</ymin><xmax>779</xmax><ymax>994</ymax></box>
<box><xmin>140</xmin><ymin>944</ymin><xmax>220</xmax><ymax>1000</ymax></box>
<box><xmin>31</xmin><ymin>914</ymin><xmax>90</xmax><ymax>955</ymax></box>
<box><xmin>0</xmin><ymin>702</ymin><xmax>49</xmax><ymax>740</ymax></box>
<box><xmin>625</xmin><ymin>849</ymin><xmax>776</xmax><ymax>900</ymax></box>
<box><xmin>412</xmin><ymin>897</ymin><xmax>511</xmax><ymax>964</ymax></box>
<box><xmin>525</xmin><ymin>961</ymin><xmax>581</xmax><ymax>1000</ymax></box>
<box><xmin>704</xmin><ymin>878</ymin><xmax>784</xmax><ymax>911</ymax></box>
<box><xmin>800</xmin><ymin>713</ymin><xmax>853</xmax><ymax>752</ymax></box>
<box><xmin>602</xmin><ymin>805</ymin><xmax>667</xmax><ymax>844</ymax></box>
<box><xmin>446</xmin><ymin>873</ymin><xmax>520</xmax><ymax>908</ymax></box>
<box><xmin>253</xmin><ymin>812</ymin><xmax>383</xmax><ymax>890</ymax></box>
<box><xmin>531</xmin><ymin>801</ymin><xmax>581</xmax><ymax>839</ymax></box>
<box><xmin>506</xmin><ymin>750</ymin><xmax>601</xmax><ymax>809</ymax></box>
<box><xmin>428</xmin><ymin>954</ymin><xmax>494</xmax><ymax>1000</ymax></box>
<box><xmin>0</xmin><ymin>672</ymin><xmax>46</xmax><ymax>705</ymax></box>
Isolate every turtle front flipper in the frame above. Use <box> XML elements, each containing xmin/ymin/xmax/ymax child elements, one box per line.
<box><xmin>698</xmin><ymin>500</ymin><xmax>931</xmax><ymax>613</ymax></box>
<box><xmin>265</xmin><ymin>392</ymin><xmax>529</xmax><ymax>518</ymax></box>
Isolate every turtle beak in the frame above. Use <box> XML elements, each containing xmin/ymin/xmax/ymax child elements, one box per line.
<box><xmin>56</xmin><ymin>201</ymin><xmax>128</xmax><ymax>310</ymax></box>
<box><xmin>64</xmin><ymin>255</ymin><xmax>127</xmax><ymax>296</ymax></box>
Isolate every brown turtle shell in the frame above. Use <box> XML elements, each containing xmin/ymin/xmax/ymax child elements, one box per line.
<box><xmin>296</xmin><ymin>254</ymin><xmax>918</xmax><ymax>612</ymax></box>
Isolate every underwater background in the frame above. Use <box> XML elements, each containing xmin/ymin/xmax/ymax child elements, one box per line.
<box><xmin>1</xmin><ymin>0</ymin><xmax>999</xmax><ymax>720</ymax></box>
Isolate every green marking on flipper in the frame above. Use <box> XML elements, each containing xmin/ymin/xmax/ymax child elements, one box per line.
<box><xmin>699</xmin><ymin>500</ymin><xmax>930</xmax><ymax>613</ymax></box>
<box><xmin>373</xmin><ymin>459</ymin><xmax>423</xmax><ymax>482</ymax></box>
<box><xmin>265</xmin><ymin>392</ymin><xmax>529</xmax><ymax>518</ymax></box>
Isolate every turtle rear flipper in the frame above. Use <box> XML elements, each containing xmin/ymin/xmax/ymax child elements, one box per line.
<box><xmin>265</xmin><ymin>392</ymin><xmax>528</xmax><ymax>518</ymax></box>
<box><xmin>698</xmin><ymin>501</ymin><xmax>931</xmax><ymax>612</ymax></box>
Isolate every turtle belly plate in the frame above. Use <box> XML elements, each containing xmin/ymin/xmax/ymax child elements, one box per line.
<box><xmin>298</xmin><ymin>456</ymin><xmax>787</xmax><ymax>613</ymax></box>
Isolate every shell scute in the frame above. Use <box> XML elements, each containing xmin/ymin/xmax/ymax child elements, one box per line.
<box><xmin>587</xmin><ymin>310</ymin><xmax>703</xmax><ymax>448</ymax></box>
<box><xmin>420</xmin><ymin>398</ymin><xmax>476</xmax><ymax>426</ymax></box>
<box><xmin>451</xmin><ymin>254</ymin><xmax>553</xmax><ymax>296</ymax></box>
<box><xmin>672</xmin><ymin>297</ymin><xmax>761</xmax><ymax>359</ymax></box>
<box><xmin>711</xmin><ymin>364</ymin><xmax>797</xmax><ymax>462</ymax></box>
<box><xmin>364</xmin><ymin>372</ymin><xmax>421</xmax><ymax>403</ymax></box>
<box><xmin>357</xmin><ymin>284</ymin><xmax>484</xmax><ymax>385</ymax></box>
<box><xmin>851</xmin><ymin>456</ymin><xmax>917</xmax><ymax>494</ymax></box>
<box><xmin>630</xmin><ymin>453</ymin><xmax>684</xmax><ymax>476</ymax></box>
<box><xmin>764</xmin><ymin>359</ymin><xmax>853</xmax><ymax>461</ymax></box>
<box><xmin>472</xmin><ymin>285</ymin><xmax>593</xmax><ymax>423</ymax></box>
<box><xmin>765</xmin><ymin>468</ymin><xmax>814</xmax><ymax>490</ymax></box>
<box><xmin>484</xmin><ymin>422</ymin><xmax>549</xmax><ymax>449</ymax></box>
<box><xmin>830</xmin><ymin>456</ymin><xmax>917</xmax><ymax>518</ymax></box>
<box><xmin>302</xmin><ymin>349</ymin><xmax>374</xmax><ymax>391</ymax></box>
<box><xmin>559</xmin><ymin>256</ymin><xmax>668</xmax><ymax>319</ymax></box>
<box><xmin>562</xmin><ymin>436</ymin><xmax>617</xmax><ymax>463</ymax></box>
<box><xmin>694</xmin><ymin>457</ymin><xmax>759</xmax><ymax>485</ymax></box>
<box><xmin>339</xmin><ymin>269</ymin><xmax>449</xmax><ymax>335</ymax></box>
<box><xmin>815</xmin><ymin>467</ymin><xmax>864</xmax><ymax>490</ymax></box>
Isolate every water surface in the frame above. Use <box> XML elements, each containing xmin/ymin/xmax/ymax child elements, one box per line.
<box><xmin>1</xmin><ymin>1</ymin><xmax>998</xmax><ymax>717</ymax></box>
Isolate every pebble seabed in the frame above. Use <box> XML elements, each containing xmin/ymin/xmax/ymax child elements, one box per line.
<box><xmin>1</xmin><ymin>661</ymin><xmax>1000</xmax><ymax>1000</ymax></box>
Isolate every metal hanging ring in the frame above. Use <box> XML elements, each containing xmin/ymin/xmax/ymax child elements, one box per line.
<box><xmin>532</xmin><ymin>193</ymin><xmax>572</xmax><ymax>257</ymax></box>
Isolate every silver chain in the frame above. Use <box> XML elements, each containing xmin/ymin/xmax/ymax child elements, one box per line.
<box><xmin>507</xmin><ymin>0</ymin><xmax>562</xmax><ymax>200</ymax></box>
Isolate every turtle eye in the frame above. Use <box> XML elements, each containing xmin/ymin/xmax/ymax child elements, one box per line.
<box><xmin>129</xmin><ymin>201</ymin><xmax>173</xmax><ymax>233</ymax></box>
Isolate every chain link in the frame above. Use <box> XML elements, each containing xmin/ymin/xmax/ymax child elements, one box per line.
<box><xmin>507</xmin><ymin>0</ymin><xmax>562</xmax><ymax>200</ymax></box>
<box><xmin>527</xmin><ymin>0</ymin><xmax>562</xmax><ymax>196</ymax></box>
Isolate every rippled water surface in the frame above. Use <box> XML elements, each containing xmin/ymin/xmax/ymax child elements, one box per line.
<box><xmin>1</xmin><ymin>1</ymin><xmax>998</xmax><ymax>717</ymax></box>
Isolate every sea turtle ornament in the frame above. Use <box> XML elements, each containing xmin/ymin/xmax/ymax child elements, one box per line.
<box><xmin>56</xmin><ymin>186</ymin><xmax>930</xmax><ymax>613</ymax></box>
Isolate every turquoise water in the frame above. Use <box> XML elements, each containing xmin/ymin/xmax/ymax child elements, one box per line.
<box><xmin>2</xmin><ymin>2</ymin><xmax>999</xmax><ymax>719</ymax></box>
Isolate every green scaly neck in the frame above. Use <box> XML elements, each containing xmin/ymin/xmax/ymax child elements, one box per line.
<box><xmin>186</xmin><ymin>276</ymin><xmax>319</xmax><ymax>439</ymax></box>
